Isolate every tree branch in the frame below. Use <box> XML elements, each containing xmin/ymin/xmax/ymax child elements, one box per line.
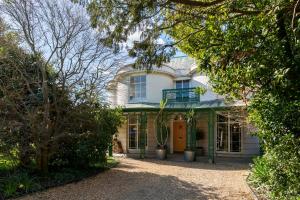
<box><xmin>169</xmin><ymin>0</ymin><xmax>226</xmax><ymax>7</ymax></box>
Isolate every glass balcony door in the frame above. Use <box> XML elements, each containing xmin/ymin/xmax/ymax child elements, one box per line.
<box><xmin>175</xmin><ymin>80</ymin><xmax>189</xmax><ymax>102</ymax></box>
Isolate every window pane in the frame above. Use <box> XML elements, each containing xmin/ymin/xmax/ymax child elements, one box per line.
<box><xmin>136</xmin><ymin>91</ymin><xmax>141</xmax><ymax>98</ymax></box>
<box><xmin>141</xmin><ymin>89</ymin><xmax>146</xmax><ymax>98</ymax></box>
<box><xmin>217</xmin><ymin>114</ymin><xmax>227</xmax><ymax>122</ymax></box>
<box><xmin>129</xmin><ymin>83</ymin><xmax>135</xmax><ymax>100</ymax></box>
<box><xmin>140</xmin><ymin>75</ymin><xmax>146</xmax><ymax>83</ymax></box>
<box><xmin>134</xmin><ymin>76</ymin><xmax>139</xmax><ymax>82</ymax></box>
<box><xmin>176</xmin><ymin>81</ymin><xmax>182</xmax><ymax>89</ymax></box>
<box><xmin>141</xmin><ymin>83</ymin><xmax>146</xmax><ymax>98</ymax></box>
<box><xmin>230</xmin><ymin>123</ymin><xmax>241</xmax><ymax>152</ymax></box>
<box><xmin>217</xmin><ymin>123</ymin><xmax>228</xmax><ymax>151</ymax></box>
<box><xmin>129</xmin><ymin>115</ymin><xmax>137</xmax><ymax>124</ymax></box>
<box><xmin>129</xmin><ymin>125</ymin><xmax>137</xmax><ymax>149</ymax></box>
<box><xmin>135</xmin><ymin>84</ymin><xmax>141</xmax><ymax>95</ymax></box>
<box><xmin>129</xmin><ymin>76</ymin><xmax>146</xmax><ymax>101</ymax></box>
<box><xmin>182</xmin><ymin>80</ymin><xmax>189</xmax><ymax>88</ymax></box>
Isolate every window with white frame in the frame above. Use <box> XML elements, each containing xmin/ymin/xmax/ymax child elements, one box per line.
<box><xmin>216</xmin><ymin>113</ymin><xmax>242</xmax><ymax>152</ymax></box>
<box><xmin>128</xmin><ymin>115</ymin><xmax>147</xmax><ymax>149</ymax></box>
<box><xmin>175</xmin><ymin>80</ymin><xmax>190</xmax><ymax>100</ymax></box>
<box><xmin>175</xmin><ymin>80</ymin><xmax>189</xmax><ymax>89</ymax></box>
<box><xmin>129</xmin><ymin>75</ymin><xmax>146</xmax><ymax>101</ymax></box>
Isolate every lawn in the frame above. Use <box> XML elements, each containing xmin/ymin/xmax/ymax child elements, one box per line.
<box><xmin>0</xmin><ymin>155</ymin><xmax>118</xmax><ymax>199</ymax></box>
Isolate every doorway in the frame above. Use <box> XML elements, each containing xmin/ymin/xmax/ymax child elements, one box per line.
<box><xmin>173</xmin><ymin>121</ymin><xmax>186</xmax><ymax>152</ymax></box>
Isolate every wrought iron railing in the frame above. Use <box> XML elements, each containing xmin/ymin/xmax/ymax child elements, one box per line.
<box><xmin>162</xmin><ymin>88</ymin><xmax>200</xmax><ymax>103</ymax></box>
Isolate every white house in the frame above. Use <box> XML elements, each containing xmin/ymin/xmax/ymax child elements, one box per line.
<box><xmin>108</xmin><ymin>57</ymin><xmax>260</xmax><ymax>162</ymax></box>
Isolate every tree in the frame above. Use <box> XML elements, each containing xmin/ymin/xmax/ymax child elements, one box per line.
<box><xmin>83</xmin><ymin>0</ymin><xmax>300</xmax><ymax>198</ymax></box>
<box><xmin>0</xmin><ymin>18</ymin><xmax>41</xmax><ymax>167</ymax></box>
<box><xmin>1</xmin><ymin>0</ymin><xmax>122</xmax><ymax>173</ymax></box>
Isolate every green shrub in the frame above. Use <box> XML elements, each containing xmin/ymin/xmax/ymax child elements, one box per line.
<box><xmin>49</xmin><ymin>105</ymin><xmax>123</xmax><ymax>169</ymax></box>
<box><xmin>2</xmin><ymin>178</ymin><xmax>18</xmax><ymax>197</ymax></box>
<box><xmin>17</xmin><ymin>172</ymin><xmax>40</xmax><ymax>193</ymax></box>
<box><xmin>249</xmin><ymin>156</ymin><xmax>269</xmax><ymax>186</ymax></box>
<box><xmin>0</xmin><ymin>171</ymin><xmax>41</xmax><ymax>198</ymax></box>
<box><xmin>249</xmin><ymin>134</ymin><xmax>300</xmax><ymax>199</ymax></box>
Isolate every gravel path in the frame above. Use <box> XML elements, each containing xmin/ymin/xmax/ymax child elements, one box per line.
<box><xmin>18</xmin><ymin>158</ymin><xmax>253</xmax><ymax>200</ymax></box>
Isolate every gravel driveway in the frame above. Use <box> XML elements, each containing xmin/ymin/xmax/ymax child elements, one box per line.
<box><xmin>18</xmin><ymin>158</ymin><xmax>253</xmax><ymax>200</ymax></box>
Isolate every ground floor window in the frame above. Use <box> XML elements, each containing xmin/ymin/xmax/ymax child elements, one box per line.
<box><xmin>128</xmin><ymin>114</ymin><xmax>147</xmax><ymax>149</ymax></box>
<box><xmin>216</xmin><ymin>113</ymin><xmax>242</xmax><ymax>152</ymax></box>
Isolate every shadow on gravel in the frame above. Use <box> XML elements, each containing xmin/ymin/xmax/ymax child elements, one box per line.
<box><xmin>18</xmin><ymin>168</ymin><xmax>221</xmax><ymax>200</ymax></box>
<box><xmin>133</xmin><ymin>158</ymin><xmax>251</xmax><ymax>171</ymax></box>
<box><xmin>110</xmin><ymin>169</ymin><xmax>220</xmax><ymax>200</ymax></box>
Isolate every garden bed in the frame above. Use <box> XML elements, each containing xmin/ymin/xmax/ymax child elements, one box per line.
<box><xmin>0</xmin><ymin>156</ymin><xmax>118</xmax><ymax>199</ymax></box>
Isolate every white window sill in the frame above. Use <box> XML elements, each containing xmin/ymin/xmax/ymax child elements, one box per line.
<box><xmin>216</xmin><ymin>151</ymin><xmax>242</xmax><ymax>154</ymax></box>
<box><xmin>128</xmin><ymin>98</ymin><xmax>147</xmax><ymax>103</ymax></box>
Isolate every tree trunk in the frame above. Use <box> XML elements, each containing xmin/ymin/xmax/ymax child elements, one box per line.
<box><xmin>38</xmin><ymin>62</ymin><xmax>51</xmax><ymax>173</ymax></box>
<box><xmin>36</xmin><ymin>146</ymin><xmax>49</xmax><ymax>173</ymax></box>
<box><xmin>19</xmin><ymin>129</ymin><xmax>31</xmax><ymax>168</ymax></box>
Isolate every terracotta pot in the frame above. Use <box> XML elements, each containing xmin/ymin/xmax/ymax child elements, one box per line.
<box><xmin>184</xmin><ymin>150</ymin><xmax>195</xmax><ymax>162</ymax></box>
<box><xmin>156</xmin><ymin>149</ymin><xmax>167</xmax><ymax>160</ymax></box>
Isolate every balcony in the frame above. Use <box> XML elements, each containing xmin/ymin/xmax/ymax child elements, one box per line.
<box><xmin>162</xmin><ymin>88</ymin><xmax>200</xmax><ymax>103</ymax></box>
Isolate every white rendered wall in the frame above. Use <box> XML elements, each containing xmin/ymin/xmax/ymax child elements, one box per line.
<box><xmin>146</xmin><ymin>73</ymin><xmax>173</xmax><ymax>103</ymax></box>
<box><xmin>190</xmin><ymin>73</ymin><xmax>221</xmax><ymax>101</ymax></box>
<box><xmin>116</xmin><ymin>77</ymin><xmax>129</xmax><ymax>106</ymax></box>
<box><xmin>107</xmin><ymin>90</ymin><xmax>117</xmax><ymax>106</ymax></box>
<box><xmin>113</xmin><ymin>72</ymin><xmax>174</xmax><ymax>105</ymax></box>
<box><xmin>110</xmin><ymin>70</ymin><xmax>224</xmax><ymax>105</ymax></box>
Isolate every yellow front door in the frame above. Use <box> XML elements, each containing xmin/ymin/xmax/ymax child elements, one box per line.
<box><xmin>173</xmin><ymin>121</ymin><xmax>186</xmax><ymax>152</ymax></box>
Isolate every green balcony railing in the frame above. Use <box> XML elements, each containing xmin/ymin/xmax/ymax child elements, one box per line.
<box><xmin>162</xmin><ymin>88</ymin><xmax>200</xmax><ymax>103</ymax></box>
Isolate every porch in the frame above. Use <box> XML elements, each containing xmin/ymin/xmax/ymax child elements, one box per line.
<box><xmin>114</xmin><ymin>101</ymin><xmax>260</xmax><ymax>162</ymax></box>
<box><xmin>116</xmin><ymin>109</ymin><xmax>216</xmax><ymax>163</ymax></box>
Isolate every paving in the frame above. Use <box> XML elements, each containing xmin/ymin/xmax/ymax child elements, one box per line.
<box><xmin>18</xmin><ymin>157</ymin><xmax>254</xmax><ymax>200</ymax></box>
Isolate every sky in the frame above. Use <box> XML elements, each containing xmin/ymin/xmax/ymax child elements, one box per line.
<box><xmin>124</xmin><ymin>31</ymin><xmax>187</xmax><ymax>65</ymax></box>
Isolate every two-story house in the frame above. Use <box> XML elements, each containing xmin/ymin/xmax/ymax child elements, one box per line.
<box><xmin>108</xmin><ymin>57</ymin><xmax>260</xmax><ymax>162</ymax></box>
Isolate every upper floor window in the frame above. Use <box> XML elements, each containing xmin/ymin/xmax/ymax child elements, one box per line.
<box><xmin>129</xmin><ymin>75</ymin><xmax>146</xmax><ymax>101</ymax></box>
<box><xmin>175</xmin><ymin>80</ymin><xmax>190</xmax><ymax>100</ymax></box>
<box><xmin>176</xmin><ymin>80</ymin><xmax>189</xmax><ymax>89</ymax></box>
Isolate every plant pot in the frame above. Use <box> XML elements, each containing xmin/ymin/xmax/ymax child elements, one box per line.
<box><xmin>184</xmin><ymin>150</ymin><xmax>195</xmax><ymax>162</ymax></box>
<box><xmin>156</xmin><ymin>149</ymin><xmax>167</xmax><ymax>160</ymax></box>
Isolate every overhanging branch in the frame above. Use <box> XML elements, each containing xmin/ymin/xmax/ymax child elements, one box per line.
<box><xmin>169</xmin><ymin>0</ymin><xmax>226</xmax><ymax>7</ymax></box>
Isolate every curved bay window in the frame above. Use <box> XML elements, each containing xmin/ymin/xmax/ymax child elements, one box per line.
<box><xmin>129</xmin><ymin>75</ymin><xmax>146</xmax><ymax>102</ymax></box>
<box><xmin>216</xmin><ymin>113</ymin><xmax>242</xmax><ymax>152</ymax></box>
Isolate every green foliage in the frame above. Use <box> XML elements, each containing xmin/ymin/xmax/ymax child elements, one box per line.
<box><xmin>194</xmin><ymin>87</ymin><xmax>207</xmax><ymax>96</ymax></box>
<box><xmin>49</xmin><ymin>105</ymin><xmax>123</xmax><ymax>169</ymax></box>
<box><xmin>0</xmin><ymin>156</ymin><xmax>118</xmax><ymax>199</ymax></box>
<box><xmin>0</xmin><ymin>170</ymin><xmax>40</xmax><ymax>198</ymax></box>
<box><xmin>0</xmin><ymin>16</ymin><xmax>123</xmax><ymax>198</ymax></box>
<box><xmin>248</xmin><ymin>92</ymin><xmax>300</xmax><ymax>199</ymax></box>
<box><xmin>249</xmin><ymin>135</ymin><xmax>300</xmax><ymax>199</ymax></box>
<box><xmin>249</xmin><ymin>157</ymin><xmax>269</xmax><ymax>187</ymax></box>
<box><xmin>2</xmin><ymin>178</ymin><xmax>18</xmax><ymax>197</ymax></box>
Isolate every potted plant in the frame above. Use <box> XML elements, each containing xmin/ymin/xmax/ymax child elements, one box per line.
<box><xmin>184</xmin><ymin>109</ymin><xmax>197</xmax><ymax>162</ymax></box>
<box><xmin>154</xmin><ymin>100</ymin><xmax>169</xmax><ymax>160</ymax></box>
<box><xmin>184</xmin><ymin>148</ymin><xmax>196</xmax><ymax>162</ymax></box>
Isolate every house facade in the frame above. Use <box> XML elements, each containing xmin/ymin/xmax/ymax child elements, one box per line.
<box><xmin>108</xmin><ymin>57</ymin><xmax>260</xmax><ymax>162</ymax></box>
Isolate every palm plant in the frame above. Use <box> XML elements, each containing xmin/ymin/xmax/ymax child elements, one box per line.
<box><xmin>154</xmin><ymin>100</ymin><xmax>169</xmax><ymax>150</ymax></box>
